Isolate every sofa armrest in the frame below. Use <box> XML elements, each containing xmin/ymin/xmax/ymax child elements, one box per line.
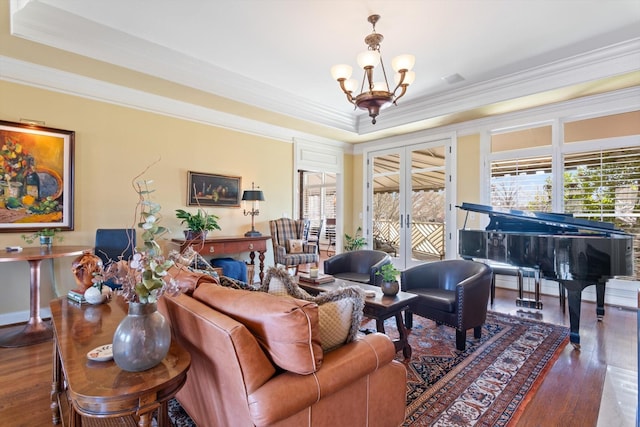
<box><xmin>456</xmin><ymin>269</ymin><xmax>492</xmax><ymax>326</ymax></box>
<box><xmin>247</xmin><ymin>333</ymin><xmax>398</xmax><ymax>426</ymax></box>
<box><xmin>369</xmin><ymin>256</ymin><xmax>391</xmax><ymax>285</ymax></box>
<box><xmin>323</xmin><ymin>252</ymin><xmax>349</xmax><ymax>274</ymax></box>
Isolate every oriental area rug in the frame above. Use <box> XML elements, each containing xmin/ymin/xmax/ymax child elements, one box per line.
<box><xmin>165</xmin><ymin>311</ymin><xmax>569</xmax><ymax>427</ymax></box>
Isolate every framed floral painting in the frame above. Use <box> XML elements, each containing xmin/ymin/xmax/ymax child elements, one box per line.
<box><xmin>0</xmin><ymin>120</ymin><xmax>75</xmax><ymax>232</ymax></box>
<box><xmin>187</xmin><ymin>171</ymin><xmax>241</xmax><ymax>207</ymax></box>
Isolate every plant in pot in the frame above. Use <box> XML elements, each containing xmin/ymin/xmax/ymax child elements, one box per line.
<box><xmin>376</xmin><ymin>263</ymin><xmax>401</xmax><ymax>296</ymax></box>
<box><xmin>21</xmin><ymin>228</ymin><xmax>63</xmax><ymax>247</ymax></box>
<box><xmin>175</xmin><ymin>208</ymin><xmax>221</xmax><ymax>241</ymax></box>
<box><xmin>344</xmin><ymin>227</ymin><xmax>366</xmax><ymax>251</ymax></box>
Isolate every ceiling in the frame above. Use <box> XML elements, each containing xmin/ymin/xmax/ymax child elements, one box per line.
<box><xmin>5</xmin><ymin>0</ymin><xmax>640</xmax><ymax>144</ymax></box>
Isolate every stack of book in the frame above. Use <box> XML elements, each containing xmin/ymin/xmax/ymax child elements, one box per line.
<box><xmin>298</xmin><ymin>273</ymin><xmax>334</xmax><ymax>285</ymax></box>
<box><xmin>67</xmin><ymin>289</ymin><xmax>87</xmax><ymax>304</ymax></box>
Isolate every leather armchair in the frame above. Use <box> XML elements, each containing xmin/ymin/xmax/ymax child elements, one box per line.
<box><xmin>401</xmin><ymin>260</ymin><xmax>493</xmax><ymax>351</ymax></box>
<box><xmin>324</xmin><ymin>250</ymin><xmax>391</xmax><ymax>285</ymax></box>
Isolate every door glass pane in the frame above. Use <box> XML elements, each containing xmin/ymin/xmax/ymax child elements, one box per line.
<box><xmin>372</xmin><ymin>153</ymin><xmax>401</xmax><ymax>261</ymax></box>
<box><xmin>410</xmin><ymin>147</ymin><xmax>446</xmax><ymax>262</ymax></box>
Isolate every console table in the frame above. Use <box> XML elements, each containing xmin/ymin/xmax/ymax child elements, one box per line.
<box><xmin>172</xmin><ymin>235</ymin><xmax>271</xmax><ymax>282</ymax></box>
<box><xmin>0</xmin><ymin>245</ymin><xmax>91</xmax><ymax>347</ymax></box>
<box><xmin>50</xmin><ymin>297</ymin><xmax>191</xmax><ymax>427</ymax></box>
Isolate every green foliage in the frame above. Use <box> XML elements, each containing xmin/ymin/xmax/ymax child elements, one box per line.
<box><xmin>21</xmin><ymin>228</ymin><xmax>63</xmax><ymax>244</ymax></box>
<box><xmin>344</xmin><ymin>226</ymin><xmax>366</xmax><ymax>251</ymax></box>
<box><xmin>376</xmin><ymin>263</ymin><xmax>400</xmax><ymax>282</ymax></box>
<box><xmin>175</xmin><ymin>208</ymin><xmax>221</xmax><ymax>232</ymax></box>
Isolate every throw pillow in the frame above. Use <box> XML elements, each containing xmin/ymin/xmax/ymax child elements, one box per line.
<box><xmin>260</xmin><ymin>266</ymin><xmax>365</xmax><ymax>352</ymax></box>
<box><xmin>287</xmin><ymin>239</ymin><xmax>304</xmax><ymax>254</ymax></box>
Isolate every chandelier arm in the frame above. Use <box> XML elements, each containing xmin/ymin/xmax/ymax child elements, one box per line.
<box><xmin>364</xmin><ymin>66</ymin><xmax>375</xmax><ymax>92</ymax></box>
<box><xmin>337</xmin><ymin>79</ymin><xmax>356</xmax><ymax>104</ymax></box>
<box><xmin>392</xmin><ymin>69</ymin><xmax>408</xmax><ymax>96</ymax></box>
<box><xmin>392</xmin><ymin>85</ymin><xmax>409</xmax><ymax>105</ymax></box>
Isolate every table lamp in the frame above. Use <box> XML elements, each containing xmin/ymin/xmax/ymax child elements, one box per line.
<box><xmin>242</xmin><ymin>182</ymin><xmax>265</xmax><ymax>237</ymax></box>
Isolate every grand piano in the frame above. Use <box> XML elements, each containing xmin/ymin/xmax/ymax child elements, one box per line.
<box><xmin>458</xmin><ymin>202</ymin><xmax>634</xmax><ymax>349</ymax></box>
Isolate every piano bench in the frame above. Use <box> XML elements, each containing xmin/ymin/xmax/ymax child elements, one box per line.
<box><xmin>488</xmin><ymin>264</ymin><xmax>566</xmax><ymax>311</ymax></box>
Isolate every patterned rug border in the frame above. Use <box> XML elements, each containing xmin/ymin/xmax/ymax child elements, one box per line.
<box><xmin>400</xmin><ymin>310</ymin><xmax>570</xmax><ymax>426</ymax></box>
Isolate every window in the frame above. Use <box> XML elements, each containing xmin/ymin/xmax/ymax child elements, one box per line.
<box><xmin>490</xmin><ymin>156</ymin><xmax>552</xmax><ymax>212</ymax></box>
<box><xmin>300</xmin><ymin>171</ymin><xmax>336</xmax><ymax>223</ymax></box>
<box><xmin>488</xmin><ymin>111</ymin><xmax>640</xmax><ymax>278</ymax></box>
<box><xmin>563</xmin><ymin>147</ymin><xmax>640</xmax><ymax>239</ymax></box>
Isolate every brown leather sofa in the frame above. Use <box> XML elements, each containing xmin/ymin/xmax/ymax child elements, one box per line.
<box><xmin>159</xmin><ymin>277</ymin><xmax>407</xmax><ymax>427</ymax></box>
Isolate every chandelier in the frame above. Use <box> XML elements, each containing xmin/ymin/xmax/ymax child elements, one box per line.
<box><xmin>331</xmin><ymin>14</ymin><xmax>415</xmax><ymax>125</ymax></box>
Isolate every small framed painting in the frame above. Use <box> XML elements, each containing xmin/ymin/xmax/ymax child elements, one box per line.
<box><xmin>187</xmin><ymin>171</ymin><xmax>241</xmax><ymax>207</ymax></box>
<box><xmin>0</xmin><ymin>120</ymin><xmax>75</xmax><ymax>232</ymax></box>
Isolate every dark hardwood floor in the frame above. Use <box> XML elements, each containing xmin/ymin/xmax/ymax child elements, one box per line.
<box><xmin>0</xmin><ymin>281</ymin><xmax>636</xmax><ymax>426</ymax></box>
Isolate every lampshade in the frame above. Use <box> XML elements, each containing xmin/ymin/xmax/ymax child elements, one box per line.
<box><xmin>242</xmin><ymin>190</ymin><xmax>265</xmax><ymax>202</ymax></box>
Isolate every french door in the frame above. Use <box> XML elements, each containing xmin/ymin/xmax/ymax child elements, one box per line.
<box><xmin>368</xmin><ymin>139</ymin><xmax>452</xmax><ymax>270</ymax></box>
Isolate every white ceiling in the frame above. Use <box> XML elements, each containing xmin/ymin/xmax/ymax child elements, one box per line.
<box><xmin>6</xmin><ymin>0</ymin><xmax>640</xmax><ymax>143</ymax></box>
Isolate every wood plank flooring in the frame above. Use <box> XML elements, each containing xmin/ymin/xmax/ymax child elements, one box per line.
<box><xmin>0</xmin><ymin>286</ymin><xmax>636</xmax><ymax>426</ymax></box>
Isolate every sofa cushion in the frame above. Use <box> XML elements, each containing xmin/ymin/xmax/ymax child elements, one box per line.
<box><xmin>193</xmin><ymin>281</ymin><xmax>323</xmax><ymax>375</ymax></box>
<box><xmin>260</xmin><ymin>267</ymin><xmax>365</xmax><ymax>352</ymax></box>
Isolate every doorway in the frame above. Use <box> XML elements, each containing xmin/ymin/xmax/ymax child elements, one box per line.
<box><xmin>368</xmin><ymin>139</ymin><xmax>452</xmax><ymax>270</ymax></box>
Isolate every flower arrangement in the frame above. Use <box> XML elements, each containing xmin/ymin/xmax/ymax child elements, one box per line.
<box><xmin>101</xmin><ymin>163</ymin><xmax>181</xmax><ymax>303</ymax></box>
<box><xmin>1</xmin><ymin>136</ymin><xmax>34</xmax><ymax>183</ymax></box>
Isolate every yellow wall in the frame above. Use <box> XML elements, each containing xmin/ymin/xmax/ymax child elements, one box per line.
<box><xmin>0</xmin><ymin>81</ymin><xmax>294</xmax><ymax>318</ymax></box>
<box><xmin>457</xmin><ymin>134</ymin><xmax>482</xmax><ymax>229</ymax></box>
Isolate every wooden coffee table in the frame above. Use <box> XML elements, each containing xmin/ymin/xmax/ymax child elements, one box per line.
<box><xmin>298</xmin><ymin>278</ymin><xmax>418</xmax><ymax>359</ymax></box>
<box><xmin>49</xmin><ymin>296</ymin><xmax>191</xmax><ymax>427</ymax></box>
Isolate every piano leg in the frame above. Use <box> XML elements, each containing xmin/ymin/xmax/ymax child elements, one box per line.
<box><xmin>566</xmin><ymin>288</ymin><xmax>582</xmax><ymax>349</ymax></box>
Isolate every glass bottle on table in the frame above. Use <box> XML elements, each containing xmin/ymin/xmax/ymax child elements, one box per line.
<box><xmin>24</xmin><ymin>158</ymin><xmax>40</xmax><ymax>200</ymax></box>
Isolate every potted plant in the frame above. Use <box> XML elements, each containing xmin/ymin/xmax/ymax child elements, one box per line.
<box><xmin>175</xmin><ymin>208</ymin><xmax>221</xmax><ymax>241</ymax></box>
<box><xmin>21</xmin><ymin>228</ymin><xmax>63</xmax><ymax>247</ymax></box>
<box><xmin>376</xmin><ymin>263</ymin><xmax>400</xmax><ymax>296</ymax></box>
<box><xmin>344</xmin><ymin>227</ymin><xmax>366</xmax><ymax>251</ymax></box>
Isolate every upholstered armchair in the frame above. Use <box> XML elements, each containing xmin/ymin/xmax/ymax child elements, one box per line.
<box><xmin>401</xmin><ymin>260</ymin><xmax>493</xmax><ymax>351</ymax></box>
<box><xmin>269</xmin><ymin>218</ymin><xmax>319</xmax><ymax>273</ymax></box>
<box><xmin>323</xmin><ymin>249</ymin><xmax>391</xmax><ymax>285</ymax></box>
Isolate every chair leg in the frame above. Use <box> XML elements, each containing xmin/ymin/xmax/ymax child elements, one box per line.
<box><xmin>456</xmin><ymin>330</ymin><xmax>466</xmax><ymax>351</ymax></box>
<box><xmin>490</xmin><ymin>275</ymin><xmax>495</xmax><ymax>306</ymax></box>
<box><xmin>473</xmin><ymin>326</ymin><xmax>482</xmax><ymax>339</ymax></box>
<box><xmin>404</xmin><ymin>310</ymin><xmax>413</xmax><ymax>329</ymax></box>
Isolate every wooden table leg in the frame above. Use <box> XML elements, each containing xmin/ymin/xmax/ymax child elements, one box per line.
<box><xmin>0</xmin><ymin>259</ymin><xmax>53</xmax><ymax>347</ymax></box>
<box><xmin>395</xmin><ymin>312</ymin><xmax>412</xmax><ymax>360</ymax></box>
<box><xmin>258</xmin><ymin>250</ymin><xmax>266</xmax><ymax>282</ymax></box>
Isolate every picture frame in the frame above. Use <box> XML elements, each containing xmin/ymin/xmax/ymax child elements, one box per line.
<box><xmin>187</xmin><ymin>171</ymin><xmax>241</xmax><ymax>207</ymax></box>
<box><xmin>0</xmin><ymin>120</ymin><xmax>75</xmax><ymax>232</ymax></box>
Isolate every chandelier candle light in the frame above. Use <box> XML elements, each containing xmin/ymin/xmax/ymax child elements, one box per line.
<box><xmin>242</xmin><ymin>182</ymin><xmax>265</xmax><ymax>237</ymax></box>
<box><xmin>331</xmin><ymin>14</ymin><xmax>415</xmax><ymax>124</ymax></box>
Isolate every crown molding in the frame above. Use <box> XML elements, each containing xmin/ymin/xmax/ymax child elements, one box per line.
<box><xmin>355</xmin><ymin>38</ymin><xmax>640</xmax><ymax>134</ymax></box>
<box><xmin>9</xmin><ymin>0</ymin><xmax>357</xmax><ymax>133</ymax></box>
<box><xmin>10</xmin><ymin>1</ymin><xmax>640</xmax><ymax>138</ymax></box>
<box><xmin>0</xmin><ymin>56</ymin><xmax>346</xmax><ymax>147</ymax></box>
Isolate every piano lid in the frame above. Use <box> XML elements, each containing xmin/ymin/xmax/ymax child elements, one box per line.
<box><xmin>458</xmin><ymin>202</ymin><xmax>630</xmax><ymax>236</ymax></box>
